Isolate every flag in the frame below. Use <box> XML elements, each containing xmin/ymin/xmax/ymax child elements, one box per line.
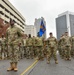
<box><xmin>39</xmin><ymin>19</ymin><xmax>46</xmax><ymax>37</ymax></box>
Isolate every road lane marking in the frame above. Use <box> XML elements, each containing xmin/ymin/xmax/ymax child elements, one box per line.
<box><xmin>20</xmin><ymin>60</ymin><xmax>38</xmax><ymax>75</ymax></box>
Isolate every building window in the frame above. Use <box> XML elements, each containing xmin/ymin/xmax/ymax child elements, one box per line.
<box><xmin>0</xmin><ymin>4</ymin><xmax>4</xmax><ymax>9</ymax></box>
<box><xmin>5</xmin><ymin>8</ymin><xmax>9</xmax><ymax>13</ymax></box>
<box><xmin>0</xmin><ymin>11</ymin><xmax>4</xmax><ymax>15</ymax></box>
<box><xmin>5</xmin><ymin>14</ymin><xmax>9</xmax><ymax>18</ymax></box>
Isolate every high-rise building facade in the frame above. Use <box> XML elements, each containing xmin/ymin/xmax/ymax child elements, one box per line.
<box><xmin>24</xmin><ymin>25</ymin><xmax>36</xmax><ymax>37</ymax></box>
<box><xmin>34</xmin><ymin>17</ymin><xmax>46</xmax><ymax>38</ymax></box>
<box><xmin>0</xmin><ymin>0</ymin><xmax>26</xmax><ymax>32</ymax></box>
<box><xmin>56</xmin><ymin>11</ymin><xmax>74</xmax><ymax>39</ymax></box>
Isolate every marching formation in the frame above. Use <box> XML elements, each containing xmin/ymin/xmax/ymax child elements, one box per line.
<box><xmin>0</xmin><ymin>19</ymin><xmax>74</xmax><ymax>72</ymax></box>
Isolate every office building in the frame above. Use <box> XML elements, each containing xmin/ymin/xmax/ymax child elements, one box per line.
<box><xmin>24</xmin><ymin>25</ymin><xmax>36</xmax><ymax>37</ymax></box>
<box><xmin>56</xmin><ymin>11</ymin><xmax>74</xmax><ymax>39</ymax></box>
<box><xmin>0</xmin><ymin>0</ymin><xmax>26</xmax><ymax>32</ymax></box>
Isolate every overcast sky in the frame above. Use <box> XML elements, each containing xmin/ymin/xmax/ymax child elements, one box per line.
<box><xmin>9</xmin><ymin>0</ymin><xmax>74</xmax><ymax>37</ymax></box>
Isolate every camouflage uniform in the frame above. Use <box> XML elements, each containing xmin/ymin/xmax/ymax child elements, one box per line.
<box><xmin>70</xmin><ymin>36</ymin><xmax>74</xmax><ymax>57</ymax></box>
<box><xmin>32</xmin><ymin>36</ymin><xmax>37</xmax><ymax>57</ymax></box>
<box><xmin>18</xmin><ymin>38</ymin><xmax>24</xmax><ymax>59</ymax></box>
<box><xmin>59</xmin><ymin>36</ymin><xmax>65</xmax><ymax>59</ymax></box>
<box><xmin>23</xmin><ymin>38</ymin><xmax>27</xmax><ymax>58</ymax></box>
<box><xmin>6</xmin><ymin>26</ymin><xmax>23</xmax><ymax>62</ymax></box>
<box><xmin>35</xmin><ymin>37</ymin><xmax>44</xmax><ymax>60</ymax></box>
<box><xmin>63</xmin><ymin>35</ymin><xmax>71</xmax><ymax>60</ymax></box>
<box><xmin>26</xmin><ymin>37</ymin><xmax>33</xmax><ymax>59</ymax></box>
<box><xmin>47</xmin><ymin>37</ymin><xmax>58</xmax><ymax>64</ymax></box>
<box><xmin>43</xmin><ymin>40</ymin><xmax>48</xmax><ymax>56</ymax></box>
<box><xmin>6</xmin><ymin>25</ymin><xmax>23</xmax><ymax>71</ymax></box>
<box><xmin>0</xmin><ymin>37</ymin><xmax>7</xmax><ymax>59</ymax></box>
<box><xmin>58</xmin><ymin>39</ymin><xmax>62</xmax><ymax>56</ymax></box>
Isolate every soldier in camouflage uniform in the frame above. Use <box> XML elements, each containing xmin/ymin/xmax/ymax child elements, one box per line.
<box><xmin>58</xmin><ymin>38</ymin><xmax>61</xmax><ymax>56</ymax></box>
<box><xmin>23</xmin><ymin>34</ymin><xmax>28</xmax><ymax>58</ymax></box>
<box><xmin>70</xmin><ymin>35</ymin><xmax>74</xmax><ymax>58</ymax></box>
<box><xmin>19</xmin><ymin>37</ymin><xmax>24</xmax><ymax>59</ymax></box>
<box><xmin>26</xmin><ymin>34</ymin><xmax>33</xmax><ymax>59</ymax></box>
<box><xmin>0</xmin><ymin>34</ymin><xmax>7</xmax><ymax>59</ymax></box>
<box><xmin>58</xmin><ymin>34</ymin><xmax>65</xmax><ymax>59</ymax></box>
<box><xmin>63</xmin><ymin>32</ymin><xmax>71</xmax><ymax>60</ymax></box>
<box><xmin>6</xmin><ymin>19</ymin><xmax>23</xmax><ymax>71</ymax></box>
<box><xmin>58</xmin><ymin>35</ymin><xmax>63</xmax><ymax>56</ymax></box>
<box><xmin>43</xmin><ymin>40</ymin><xmax>48</xmax><ymax>57</ymax></box>
<box><xmin>35</xmin><ymin>33</ymin><xmax>44</xmax><ymax>60</ymax></box>
<box><xmin>32</xmin><ymin>36</ymin><xmax>37</xmax><ymax>57</ymax></box>
<box><xmin>46</xmin><ymin>32</ymin><xmax>58</xmax><ymax>64</ymax></box>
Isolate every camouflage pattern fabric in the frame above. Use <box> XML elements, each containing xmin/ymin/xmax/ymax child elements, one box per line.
<box><xmin>6</xmin><ymin>25</ymin><xmax>23</xmax><ymax>62</ymax></box>
<box><xmin>26</xmin><ymin>38</ymin><xmax>33</xmax><ymax>59</ymax></box>
<box><xmin>47</xmin><ymin>37</ymin><xmax>58</xmax><ymax>62</ymax></box>
<box><xmin>35</xmin><ymin>37</ymin><xmax>44</xmax><ymax>59</ymax></box>
<box><xmin>63</xmin><ymin>35</ymin><xmax>71</xmax><ymax>60</ymax></box>
<box><xmin>70</xmin><ymin>36</ymin><xmax>74</xmax><ymax>57</ymax></box>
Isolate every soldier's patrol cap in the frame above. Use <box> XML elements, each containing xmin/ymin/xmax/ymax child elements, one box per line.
<box><xmin>49</xmin><ymin>32</ymin><xmax>52</xmax><ymax>35</ymax></box>
<box><xmin>65</xmin><ymin>31</ymin><xmax>68</xmax><ymax>33</ymax></box>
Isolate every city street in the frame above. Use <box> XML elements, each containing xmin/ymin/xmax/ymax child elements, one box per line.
<box><xmin>0</xmin><ymin>54</ymin><xmax>74</xmax><ymax>75</ymax></box>
<box><xmin>0</xmin><ymin>0</ymin><xmax>74</xmax><ymax>75</ymax></box>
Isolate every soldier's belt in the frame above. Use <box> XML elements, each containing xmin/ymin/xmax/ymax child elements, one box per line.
<box><xmin>8</xmin><ymin>44</ymin><xmax>19</xmax><ymax>45</ymax></box>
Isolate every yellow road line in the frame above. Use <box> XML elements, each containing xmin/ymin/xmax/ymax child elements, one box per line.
<box><xmin>20</xmin><ymin>60</ymin><xmax>38</xmax><ymax>75</ymax></box>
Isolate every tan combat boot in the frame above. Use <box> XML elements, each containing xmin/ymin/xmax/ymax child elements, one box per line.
<box><xmin>55</xmin><ymin>60</ymin><xmax>58</xmax><ymax>64</ymax></box>
<box><xmin>7</xmin><ymin>62</ymin><xmax>14</xmax><ymax>71</ymax></box>
<box><xmin>68</xmin><ymin>58</ymin><xmax>71</xmax><ymax>61</ymax></box>
<box><xmin>36</xmin><ymin>57</ymin><xmax>40</xmax><ymax>60</ymax></box>
<box><xmin>14</xmin><ymin>62</ymin><xmax>18</xmax><ymax>71</ymax></box>
<box><xmin>41</xmin><ymin>57</ymin><xmax>44</xmax><ymax>61</ymax></box>
<box><xmin>47</xmin><ymin>60</ymin><xmax>50</xmax><ymax>64</ymax></box>
<box><xmin>64</xmin><ymin>57</ymin><xmax>67</xmax><ymax>60</ymax></box>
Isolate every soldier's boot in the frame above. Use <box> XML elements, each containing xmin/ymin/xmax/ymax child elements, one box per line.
<box><xmin>68</xmin><ymin>57</ymin><xmax>71</xmax><ymax>61</ymax></box>
<box><xmin>14</xmin><ymin>62</ymin><xmax>18</xmax><ymax>71</ymax></box>
<box><xmin>41</xmin><ymin>58</ymin><xmax>44</xmax><ymax>61</ymax></box>
<box><xmin>36</xmin><ymin>57</ymin><xmax>40</xmax><ymax>60</ymax></box>
<box><xmin>40</xmin><ymin>57</ymin><xmax>44</xmax><ymax>61</ymax></box>
<box><xmin>55</xmin><ymin>59</ymin><xmax>58</xmax><ymax>64</ymax></box>
<box><xmin>55</xmin><ymin>60</ymin><xmax>58</xmax><ymax>64</ymax></box>
<box><xmin>64</xmin><ymin>57</ymin><xmax>67</xmax><ymax>60</ymax></box>
<box><xmin>7</xmin><ymin>62</ymin><xmax>14</xmax><ymax>71</ymax></box>
<box><xmin>68</xmin><ymin>58</ymin><xmax>71</xmax><ymax>61</ymax></box>
<box><xmin>47</xmin><ymin>60</ymin><xmax>50</xmax><ymax>64</ymax></box>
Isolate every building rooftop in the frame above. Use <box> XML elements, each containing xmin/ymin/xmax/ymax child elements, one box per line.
<box><xmin>58</xmin><ymin>11</ymin><xmax>74</xmax><ymax>17</ymax></box>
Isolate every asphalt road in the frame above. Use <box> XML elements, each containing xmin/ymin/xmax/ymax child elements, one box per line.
<box><xmin>28</xmin><ymin>55</ymin><xmax>74</xmax><ymax>75</ymax></box>
<box><xmin>0</xmin><ymin>54</ymin><xmax>74</xmax><ymax>75</ymax></box>
<box><xmin>0</xmin><ymin>59</ymin><xmax>35</xmax><ymax>75</ymax></box>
